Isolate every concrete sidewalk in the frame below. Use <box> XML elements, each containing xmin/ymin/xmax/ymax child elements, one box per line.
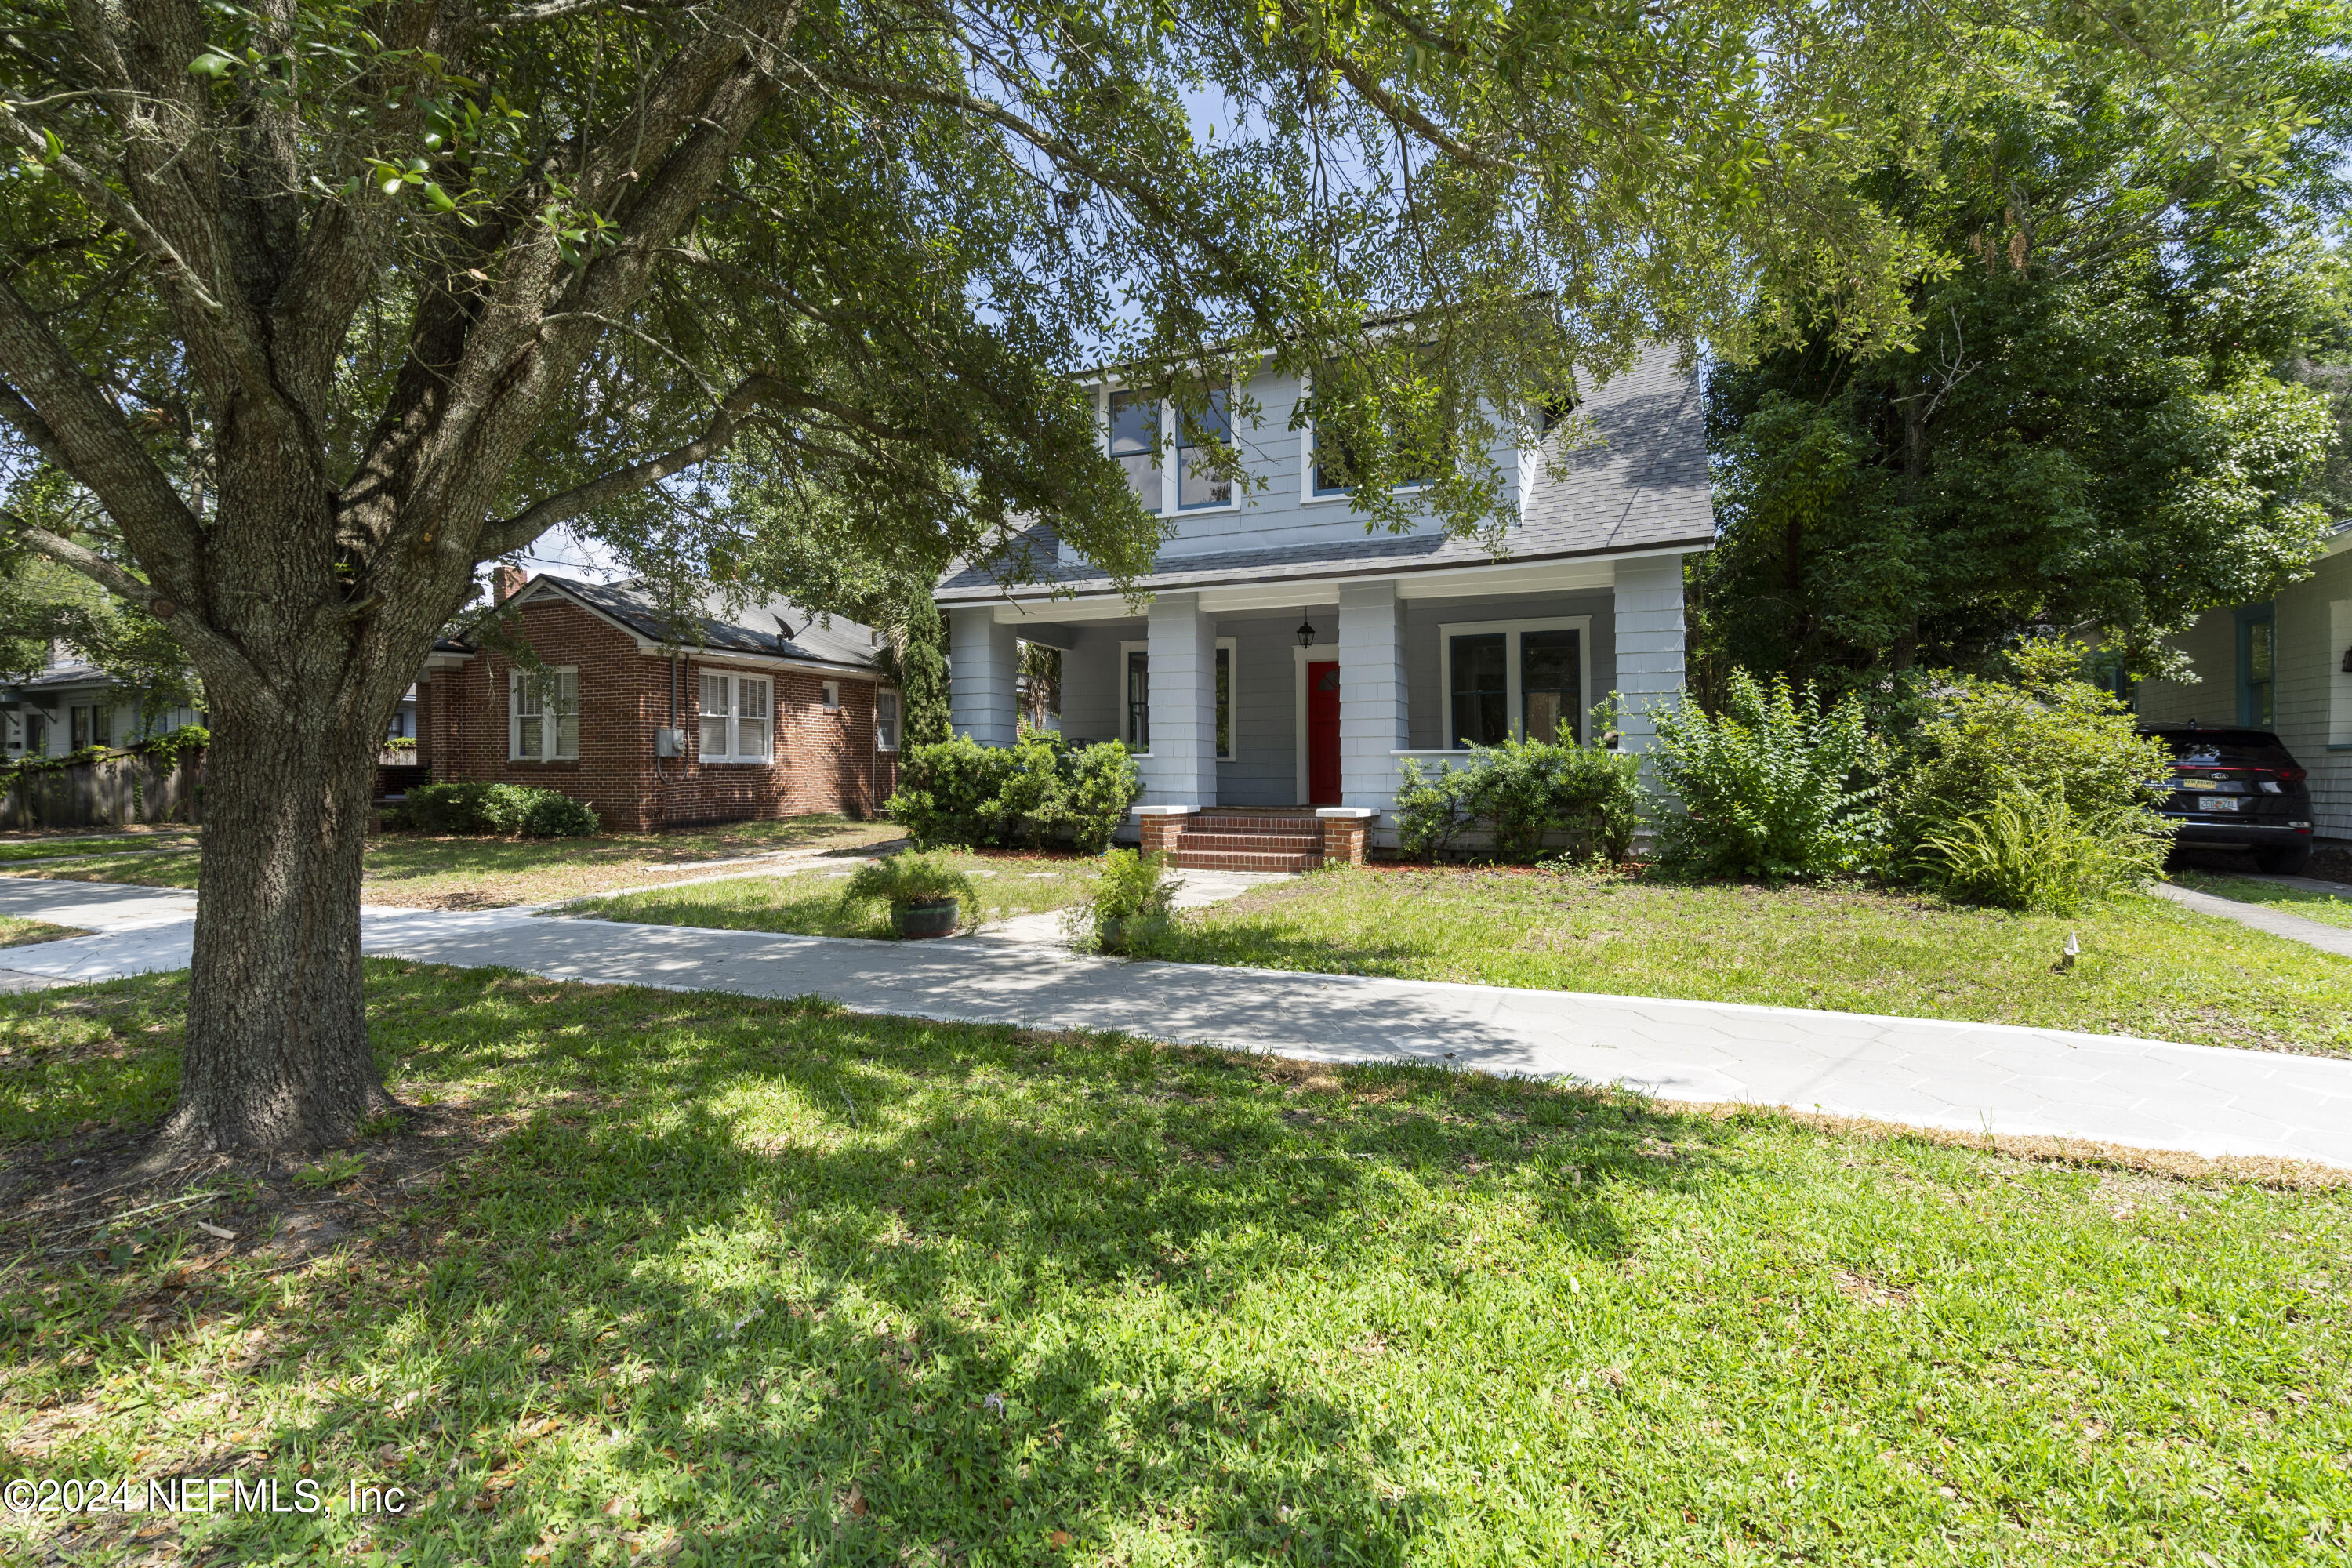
<box><xmin>5</xmin><ymin>877</ymin><xmax>2350</xmax><ymax>1169</ymax></box>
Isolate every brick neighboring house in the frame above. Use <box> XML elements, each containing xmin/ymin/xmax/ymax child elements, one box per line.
<box><xmin>416</xmin><ymin>569</ymin><xmax>901</xmax><ymax>831</ymax></box>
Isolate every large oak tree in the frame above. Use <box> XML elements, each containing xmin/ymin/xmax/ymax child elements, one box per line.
<box><xmin>0</xmin><ymin>0</ymin><xmax>2292</xmax><ymax>1152</ymax></box>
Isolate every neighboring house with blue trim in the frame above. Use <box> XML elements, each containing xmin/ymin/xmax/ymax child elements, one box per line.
<box><xmin>933</xmin><ymin>342</ymin><xmax>1710</xmax><ymax>854</ymax></box>
<box><xmin>2132</xmin><ymin>521</ymin><xmax>2352</xmax><ymax>847</ymax></box>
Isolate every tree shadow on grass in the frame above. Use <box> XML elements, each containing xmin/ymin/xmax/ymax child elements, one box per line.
<box><xmin>3</xmin><ymin>963</ymin><xmax>1733</xmax><ymax>1566</ymax></box>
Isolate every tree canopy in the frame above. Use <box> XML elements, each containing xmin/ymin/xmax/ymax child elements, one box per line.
<box><xmin>1697</xmin><ymin>14</ymin><xmax>2352</xmax><ymax>692</ymax></box>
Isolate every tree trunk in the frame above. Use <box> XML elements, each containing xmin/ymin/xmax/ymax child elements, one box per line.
<box><xmin>155</xmin><ymin>694</ymin><xmax>396</xmax><ymax>1154</ymax></box>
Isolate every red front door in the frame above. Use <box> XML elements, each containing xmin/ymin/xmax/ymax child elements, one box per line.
<box><xmin>1307</xmin><ymin>659</ymin><xmax>1341</xmax><ymax>805</ymax></box>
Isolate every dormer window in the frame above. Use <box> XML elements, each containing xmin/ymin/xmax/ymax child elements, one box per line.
<box><xmin>1108</xmin><ymin>389</ymin><xmax>1160</xmax><ymax>514</ymax></box>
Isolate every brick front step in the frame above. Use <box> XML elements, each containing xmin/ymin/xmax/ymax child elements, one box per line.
<box><xmin>1192</xmin><ymin>813</ymin><xmax>1323</xmax><ymax>831</ymax></box>
<box><xmin>1175</xmin><ymin>830</ymin><xmax>1322</xmax><ymax>855</ymax></box>
<box><xmin>1173</xmin><ymin>848</ymin><xmax>1321</xmax><ymax>873</ymax></box>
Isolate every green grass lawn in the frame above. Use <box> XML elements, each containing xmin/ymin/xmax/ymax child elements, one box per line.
<box><xmin>2</xmin><ymin>965</ymin><xmax>2348</xmax><ymax>1565</ymax></box>
<box><xmin>0</xmin><ymin>915</ymin><xmax>85</xmax><ymax>948</ymax></box>
<box><xmin>2179</xmin><ymin>869</ymin><xmax>2352</xmax><ymax>931</ymax></box>
<box><xmin>571</xmin><ymin>850</ymin><xmax>1101</xmax><ymax>937</ymax></box>
<box><xmin>1129</xmin><ymin>866</ymin><xmax>2352</xmax><ymax>1058</ymax></box>
<box><xmin>0</xmin><ymin>831</ymin><xmax>198</xmax><ymax>865</ymax></box>
<box><xmin>13</xmin><ymin>815</ymin><xmax>899</xmax><ymax>909</ymax></box>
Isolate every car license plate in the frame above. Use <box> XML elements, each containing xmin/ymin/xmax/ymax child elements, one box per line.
<box><xmin>2198</xmin><ymin>797</ymin><xmax>2241</xmax><ymax>812</ymax></box>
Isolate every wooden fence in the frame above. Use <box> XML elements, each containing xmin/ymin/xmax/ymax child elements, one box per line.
<box><xmin>0</xmin><ymin>746</ymin><xmax>205</xmax><ymax>830</ymax></box>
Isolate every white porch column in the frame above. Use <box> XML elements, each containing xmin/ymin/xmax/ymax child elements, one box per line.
<box><xmin>1338</xmin><ymin>579</ymin><xmax>1409</xmax><ymax>811</ymax></box>
<box><xmin>948</xmin><ymin>606</ymin><xmax>1019</xmax><ymax>746</ymax></box>
<box><xmin>1613</xmin><ymin>554</ymin><xmax>1687</xmax><ymax>757</ymax></box>
<box><xmin>1142</xmin><ymin>592</ymin><xmax>1218</xmax><ymax>806</ymax></box>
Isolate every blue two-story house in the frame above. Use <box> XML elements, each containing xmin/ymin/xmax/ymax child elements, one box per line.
<box><xmin>934</xmin><ymin>343</ymin><xmax>1713</xmax><ymax>863</ymax></box>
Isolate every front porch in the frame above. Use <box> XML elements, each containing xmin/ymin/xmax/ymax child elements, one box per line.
<box><xmin>943</xmin><ymin>556</ymin><xmax>1688</xmax><ymax>854</ymax></box>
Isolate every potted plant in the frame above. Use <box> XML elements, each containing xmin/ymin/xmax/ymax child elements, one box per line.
<box><xmin>1076</xmin><ymin>848</ymin><xmax>1179</xmax><ymax>954</ymax></box>
<box><xmin>841</xmin><ymin>850</ymin><xmax>980</xmax><ymax>938</ymax></box>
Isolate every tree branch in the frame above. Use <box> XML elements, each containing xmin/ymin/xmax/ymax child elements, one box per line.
<box><xmin>0</xmin><ymin>280</ymin><xmax>205</xmax><ymax>597</ymax></box>
<box><xmin>476</xmin><ymin>373</ymin><xmax>783</xmax><ymax>557</ymax></box>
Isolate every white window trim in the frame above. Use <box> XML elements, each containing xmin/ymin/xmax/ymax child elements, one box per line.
<box><xmin>1437</xmin><ymin>617</ymin><xmax>1592</xmax><ymax>749</ymax></box>
<box><xmin>507</xmin><ymin>666</ymin><xmax>579</xmax><ymax>761</ymax></box>
<box><xmin>876</xmin><ymin>687</ymin><xmax>902</xmax><ymax>753</ymax></box>
<box><xmin>698</xmin><ymin>668</ymin><xmax>775</xmax><ymax>765</ymax></box>
<box><xmin>1102</xmin><ymin>380</ymin><xmax>1242</xmax><ymax>517</ymax></box>
<box><xmin>821</xmin><ymin>679</ymin><xmax>841</xmax><ymax>711</ymax></box>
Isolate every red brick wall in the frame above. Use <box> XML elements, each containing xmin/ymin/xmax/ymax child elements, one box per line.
<box><xmin>417</xmin><ymin>597</ymin><xmax>899</xmax><ymax>832</ymax></box>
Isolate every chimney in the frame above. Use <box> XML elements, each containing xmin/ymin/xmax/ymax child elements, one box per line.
<box><xmin>492</xmin><ymin>564</ymin><xmax>526</xmax><ymax>604</ymax></box>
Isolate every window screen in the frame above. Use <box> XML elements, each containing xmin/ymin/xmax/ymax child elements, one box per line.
<box><xmin>1125</xmin><ymin>649</ymin><xmax>1149</xmax><ymax>751</ymax></box>
<box><xmin>1178</xmin><ymin>387</ymin><xmax>1232</xmax><ymax>509</ymax></box>
<box><xmin>699</xmin><ymin>673</ymin><xmax>731</xmax><ymax>757</ymax></box>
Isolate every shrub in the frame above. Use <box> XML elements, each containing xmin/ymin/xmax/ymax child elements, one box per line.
<box><xmin>392</xmin><ymin>781</ymin><xmax>597</xmax><ymax>837</ymax></box>
<box><xmin>841</xmin><ymin>850</ymin><xmax>978</xmax><ymax>910</ymax></box>
<box><xmin>1393</xmin><ymin>727</ymin><xmax>1641</xmax><ymax>863</ymax></box>
<box><xmin>1917</xmin><ymin>786</ymin><xmax>2171</xmax><ymax>914</ymax></box>
<box><xmin>887</xmin><ymin>728</ymin><xmax>1139</xmax><ymax>851</ymax></box>
<box><xmin>519</xmin><ymin>790</ymin><xmax>599</xmax><ymax>837</ymax></box>
<box><xmin>1886</xmin><ymin>640</ymin><xmax>2174</xmax><ymax>863</ymax></box>
<box><xmin>1067</xmin><ymin>848</ymin><xmax>1178</xmax><ymax>953</ymax></box>
<box><xmin>1650</xmin><ymin>670</ymin><xmax>1882</xmax><ymax>880</ymax></box>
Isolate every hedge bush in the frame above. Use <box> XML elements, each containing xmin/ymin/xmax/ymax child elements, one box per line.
<box><xmin>1650</xmin><ymin>670</ymin><xmax>1883</xmax><ymax>880</ymax></box>
<box><xmin>887</xmin><ymin>728</ymin><xmax>1140</xmax><ymax>852</ymax></box>
<box><xmin>1393</xmin><ymin>729</ymin><xmax>1641</xmax><ymax>863</ymax></box>
<box><xmin>391</xmin><ymin>781</ymin><xmax>599</xmax><ymax>837</ymax></box>
<box><xmin>1886</xmin><ymin>641</ymin><xmax>2174</xmax><ymax>866</ymax></box>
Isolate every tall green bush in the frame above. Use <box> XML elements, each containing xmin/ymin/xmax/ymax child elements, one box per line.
<box><xmin>887</xmin><ymin>728</ymin><xmax>1139</xmax><ymax>852</ymax></box>
<box><xmin>1650</xmin><ymin>670</ymin><xmax>1882</xmax><ymax>880</ymax></box>
<box><xmin>1886</xmin><ymin>640</ymin><xmax>2173</xmax><ymax>863</ymax></box>
<box><xmin>1393</xmin><ymin>727</ymin><xmax>1641</xmax><ymax>863</ymax></box>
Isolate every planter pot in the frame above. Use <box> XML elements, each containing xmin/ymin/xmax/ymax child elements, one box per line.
<box><xmin>894</xmin><ymin>898</ymin><xmax>959</xmax><ymax>939</ymax></box>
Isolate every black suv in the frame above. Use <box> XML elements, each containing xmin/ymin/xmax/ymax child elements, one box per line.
<box><xmin>2143</xmin><ymin>725</ymin><xmax>2316</xmax><ymax>875</ymax></box>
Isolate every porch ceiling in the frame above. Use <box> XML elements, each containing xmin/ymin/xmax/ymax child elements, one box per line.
<box><xmin>982</xmin><ymin>553</ymin><xmax>1626</xmax><ymax>624</ymax></box>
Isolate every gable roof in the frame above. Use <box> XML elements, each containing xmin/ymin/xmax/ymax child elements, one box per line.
<box><xmin>485</xmin><ymin>573</ymin><xmax>884</xmax><ymax>673</ymax></box>
<box><xmin>937</xmin><ymin>341</ymin><xmax>1713</xmax><ymax>603</ymax></box>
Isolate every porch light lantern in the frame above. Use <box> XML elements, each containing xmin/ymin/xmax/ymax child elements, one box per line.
<box><xmin>1296</xmin><ymin>617</ymin><xmax>1316</xmax><ymax>649</ymax></box>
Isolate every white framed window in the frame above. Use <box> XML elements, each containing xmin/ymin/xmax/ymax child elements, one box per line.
<box><xmin>822</xmin><ymin>680</ymin><xmax>841</xmax><ymax>710</ymax></box>
<box><xmin>1214</xmin><ymin>637</ymin><xmax>1236</xmax><ymax>760</ymax></box>
<box><xmin>1106</xmin><ymin>387</ymin><xmax>1162</xmax><ymax>514</ymax></box>
<box><xmin>509</xmin><ymin>667</ymin><xmax>579</xmax><ymax>760</ymax></box>
<box><xmin>1177</xmin><ymin>385</ymin><xmax>1234</xmax><ymax>510</ymax></box>
<box><xmin>876</xmin><ymin>688</ymin><xmax>901</xmax><ymax>751</ymax></box>
<box><xmin>1299</xmin><ymin>365</ymin><xmax>1440</xmax><ymax>503</ymax></box>
<box><xmin>1117</xmin><ymin>637</ymin><xmax>1236</xmax><ymax>758</ymax></box>
<box><xmin>1438</xmin><ymin>618</ymin><xmax>1590</xmax><ymax>748</ymax></box>
<box><xmin>698</xmin><ymin>670</ymin><xmax>772</xmax><ymax>763</ymax></box>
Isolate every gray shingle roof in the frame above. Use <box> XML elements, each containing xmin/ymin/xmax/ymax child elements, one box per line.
<box><xmin>523</xmin><ymin>575</ymin><xmax>882</xmax><ymax>672</ymax></box>
<box><xmin>938</xmin><ymin>342</ymin><xmax>1713</xmax><ymax>602</ymax></box>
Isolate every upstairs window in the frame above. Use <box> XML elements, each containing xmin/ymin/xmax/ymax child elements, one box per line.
<box><xmin>1178</xmin><ymin>387</ymin><xmax>1233</xmax><ymax>510</ymax></box>
<box><xmin>699</xmin><ymin>671</ymin><xmax>772</xmax><ymax>763</ymax></box>
<box><xmin>1309</xmin><ymin>366</ymin><xmax>1443</xmax><ymax>496</ymax></box>
<box><xmin>1109</xmin><ymin>389</ymin><xmax>1161</xmax><ymax>513</ymax></box>
<box><xmin>510</xmin><ymin>668</ymin><xmax>579</xmax><ymax>760</ymax></box>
